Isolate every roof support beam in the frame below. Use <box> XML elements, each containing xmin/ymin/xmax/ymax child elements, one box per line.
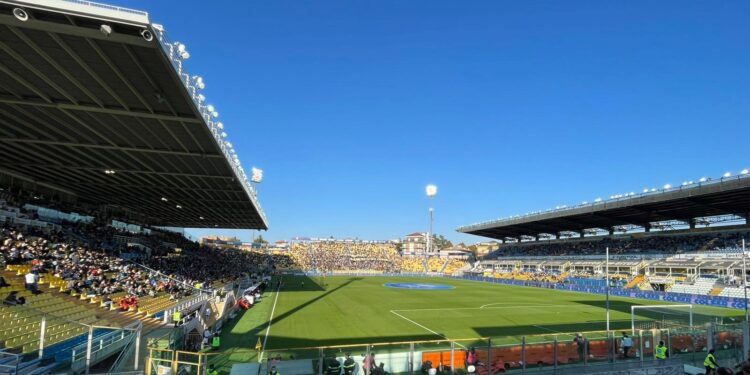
<box><xmin>0</xmin><ymin>138</ymin><xmax>222</xmax><ymax>158</ymax></box>
<box><xmin>0</xmin><ymin>14</ymin><xmax>152</xmax><ymax>48</ymax></box>
<box><xmin>0</xmin><ymin>98</ymin><xmax>200</xmax><ymax>124</ymax></box>
<box><xmin>5</xmin><ymin>25</ymin><xmax>104</xmax><ymax>107</ymax></box>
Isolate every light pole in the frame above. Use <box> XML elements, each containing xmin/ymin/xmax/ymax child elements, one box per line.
<box><xmin>426</xmin><ymin>185</ymin><xmax>437</xmax><ymax>255</ymax></box>
<box><xmin>605</xmin><ymin>246</ymin><xmax>610</xmax><ymax>331</ymax></box>
<box><xmin>743</xmin><ymin>238</ymin><xmax>747</xmax><ymax>323</ymax></box>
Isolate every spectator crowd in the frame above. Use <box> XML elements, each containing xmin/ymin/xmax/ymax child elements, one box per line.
<box><xmin>489</xmin><ymin>231</ymin><xmax>749</xmax><ymax>258</ymax></box>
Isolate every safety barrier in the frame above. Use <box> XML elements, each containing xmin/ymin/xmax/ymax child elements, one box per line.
<box><xmin>254</xmin><ymin>322</ymin><xmax>744</xmax><ymax>375</ymax></box>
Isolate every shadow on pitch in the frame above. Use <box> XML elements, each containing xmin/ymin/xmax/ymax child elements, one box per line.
<box><xmin>250</xmin><ymin>277</ymin><xmax>363</xmax><ymax>331</ymax></box>
<box><xmin>276</xmin><ymin>275</ymin><xmax>327</xmax><ymax>292</ymax></box>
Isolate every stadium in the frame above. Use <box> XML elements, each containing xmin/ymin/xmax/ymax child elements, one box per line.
<box><xmin>0</xmin><ymin>1</ymin><xmax>747</xmax><ymax>375</ymax></box>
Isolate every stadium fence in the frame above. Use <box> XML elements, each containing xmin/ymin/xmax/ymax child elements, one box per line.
<box><xmin>258</xmin><ymin>324</ymin><xmax>741</xmax><ymax>375</ymax></box>
<box><xmin>146</xmin><ymin>322</ymin><xmax>744</xmax><ymax>374</ymax></box>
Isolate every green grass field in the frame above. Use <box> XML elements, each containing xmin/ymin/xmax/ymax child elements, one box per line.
<box><xmin>210</xmin><ymin>275</ymin><xmax>743</xmax><ymax>373</ymax></box>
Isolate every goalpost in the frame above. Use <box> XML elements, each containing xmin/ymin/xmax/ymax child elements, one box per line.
<box><xmin>631</xmin><ymin>304</ymin><xmax>693</xmax><ymax>334</ymax></box>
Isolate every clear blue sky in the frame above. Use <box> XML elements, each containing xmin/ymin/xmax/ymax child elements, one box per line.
<box><xmin>113</xmin><ymin>0</ymin><xmax>749</xmax><ymax>244</ymax></box>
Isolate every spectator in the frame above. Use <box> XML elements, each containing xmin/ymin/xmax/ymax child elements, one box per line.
<box><xmin>706</xmin><ymin>349</ymin><xmax>719</xmax><ymax>375</ymax></box>
<box><xmin>621</xmin><ymin>332</ymin><xmax>633</xmax><ymax>358</ymax></box>
<box><xmin>24</xmin><ymin>270</ymin><xmax>39</xmax><ymax>294</ymax></box>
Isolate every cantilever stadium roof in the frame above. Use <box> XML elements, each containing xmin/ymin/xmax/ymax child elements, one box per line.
<box><xmin>0</xmin><ymin>0</ymin><xmax>267</xmax><ymax>229</ymax></box>
<box><xmin>459</xmin><ymin>175</ymin><xmax>750</xmax><ymax>240</ymax></box>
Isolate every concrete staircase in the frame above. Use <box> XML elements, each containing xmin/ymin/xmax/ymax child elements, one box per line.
<box><xmin>625</xmin><ymin>275</ymin><xmax>644</xmax><ymax>289</ymax></box>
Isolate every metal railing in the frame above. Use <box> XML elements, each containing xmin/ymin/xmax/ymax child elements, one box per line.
<box><xmin>70</xmin><ymin>322</ymin><xmax>142</xmax><ymax>374</ymax></box>
<box><xmin>253</xmin><ymin>323</ymin><xmax>744</xmax><ymax>375</ymax></box>
<box><xmin>60</xmin><ymin>0</ymin><xmax>148</xmax><ymax>16</ymax></box>
<box><xmin>0</xmin><ymin>352</ymin><xmax>22</xmax><ymax>374</ymax></box>
<box><xmin>162</xmin><ymin>293</ymin><xmax>210</xmax><ymax>325</ymax></box>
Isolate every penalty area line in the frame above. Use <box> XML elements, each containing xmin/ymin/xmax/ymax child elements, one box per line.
<box><xmin>393</xmin><ymin>304</ymin><xmax>572</xmax><ymax>313</ymax></box>
<box><xmin>390</xmin><ymin>310</ymin><xmax>466</xmax><ymax>349</ymax></box>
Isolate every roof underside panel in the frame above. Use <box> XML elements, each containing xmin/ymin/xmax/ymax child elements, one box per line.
<box><xmin>460</xmin><ymin>177</ymin><xmax>750</xmax><ymax>240</ymax></box>
<box><xmin>0</xmin><ymin>1</ymin><xmax>267</xmax><ymax>229</ymax></box>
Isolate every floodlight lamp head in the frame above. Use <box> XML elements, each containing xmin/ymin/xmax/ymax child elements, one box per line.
<box><xmin>206</xmin><ymin>105</ymin><xmax>215</xmax><ymax>112</ymax></box>
<box><xmin>140</xmin><ymin>29</ymin><xmax>153</xmax><ymax>41</ymax></box>
<box><xmin>217</xmin><ymin>122</ymin><xmax>224</xmax><ymax>130</ymax></box>
<box><xmin>100</xmin><ymin>24</ymin><xmax>113</xmax><ymax>36</ymax></box>
<box><xmin>425</xmin><ymin>184</ymin><xmax>437</xmax><ymax>198</ymax></box>
<box><xmin>742</xmin><ymin>169</ymin><xmax>749</xmax><ymax>175</ymax></box>
<box><xmin>13</xmin><ymin>8</ymin><xmax>29</xmax><ymax>21</ymax></box>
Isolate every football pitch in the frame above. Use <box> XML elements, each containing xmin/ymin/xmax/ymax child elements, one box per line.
<box><xmin>213</xmin><ymin>275</ymin><xmax>742</xmax><ymax>369</ymax></box>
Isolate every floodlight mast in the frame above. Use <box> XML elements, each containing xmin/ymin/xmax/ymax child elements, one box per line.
<box><xmin>426</xmin><ymin>185</ymin><xmax>437</xmax><ymax>255</ymax></box>
<box><xmin>606</xmin><ymin>246</ymin><xmax>610</xmax><ymax>331</ymax></box>
<box><xmin>744</xmin><ymin>238</ymin><xmax>748</xmax><ymax>323</ymax></box>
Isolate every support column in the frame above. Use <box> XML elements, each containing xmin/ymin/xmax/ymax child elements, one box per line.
<box><xmin>135</xmin><ymin>326</ymin><xmax>142</xmax><ymax>370</ymax></box>
<box><xmin>38</xmin><ymin>314</ymin><xmax>46</xmax><ymax>359</ymax></box>
<box><xmin>689</xmin><ymin>218</ymin><xmax>696</xmax><ymax>229</ymax></box>
<box><xmin>743</xmin><ymin>321</ymin><xmax>749</xmax><ymax>361</ymax></box>
<box><xmin>608</xmin><ymin>227</ymin><xmax>615</xmax><ymax>236</ymax></box>
<box><xmin>580</xmin><ymin>231</ymin><xmax>585</xmax><ymax>238</ymax></box>
<box><xmin>643</xmin><ymin>223</ymin><xmax>652</xmax><ymax>233</ymax></box>
<box><xmin>85</xmin><ymin>325</ymin><xmax>93</xmax><ymax>375</ymax></box>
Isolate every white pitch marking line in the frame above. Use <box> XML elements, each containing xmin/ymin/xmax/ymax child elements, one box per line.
<box><xmin>532</xmin><ymin>325</ymin><xmax>571</xmax><ymax>336</ymax></box>
<box><xmin>393</xmin><ymin>304</ymin><xmax>573</xmax><ymax>313</ymax></box>
<box><xmin>390</xmin><ymin>310</ymin><xmax>466</xmax><ymax>348</ymax></box>
<box><xmin>258</xmin><ymin>283</ymin><xmax>282</xmax><ymax>363</ymax></box>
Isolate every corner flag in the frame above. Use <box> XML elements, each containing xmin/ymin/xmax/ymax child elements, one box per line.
<box><xmin>256</xmin><ymin>337</ymin><xmax>263</xmax><ymax>351</ymax></box>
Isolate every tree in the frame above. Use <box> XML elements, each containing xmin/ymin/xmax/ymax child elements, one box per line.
<box><xmin>467</xmin><ymin>245</ymin><xmax>479</xmax><ymax>258</ymax></box>
<box><xmin>432</xmin><ymin>234</ymin><xmax>453</xmax><ymax>250</ymax></box>
<box><xmin>255</xmin><ymin>235</ymin><xmax>268</xmax><ymax>244</ymax></box>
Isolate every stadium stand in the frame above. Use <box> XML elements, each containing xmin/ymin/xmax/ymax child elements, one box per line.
<box><xmin>0</xmin><ymin>0</ymin><xmax>277</xmax><ymax>371</ymax></box>
<box><xmin>486</xmin><ymin>229</ymin><xmax>747</xmax><ymax>258</ymax></box>
<box><xmin>277</xmin><ymin>241</ymin><xmax>469</xmax><ymax>276</ymax></box>
<box><xmin>0</xmin><ymin>195</ymin><xmax>275</xmax><ymax>370</ymax></box>
<box><xmin>288</xmin><ymin>241</ymin><xmax>402</xmax><ymax>272</ymax></box>
<box><xmin>401</xmin><ymin>257</ymin><xmax>426</xmax><ymax>273</ymax></box>
<box><xmin>669</xmin><ymin>276</ymin><xmax>718</xmax><ymax>295</ymax></box>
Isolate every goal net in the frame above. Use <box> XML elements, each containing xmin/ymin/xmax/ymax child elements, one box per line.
<box><xmin>631</xmin><ymin>304</ymin><xmax>693</xmax><ymax>334</ymax></box>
